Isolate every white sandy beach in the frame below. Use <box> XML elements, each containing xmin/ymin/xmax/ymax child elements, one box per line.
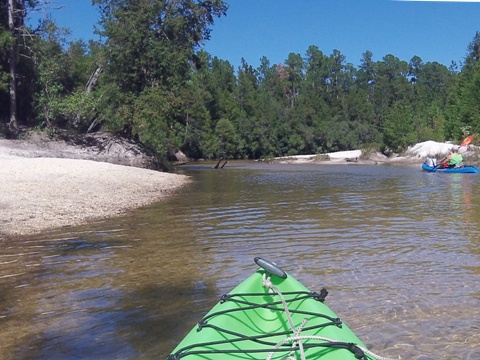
<box><xmin>0</xmin><ymin>149</ymin><xmax>190</xmax><ymax>238</ymax></box>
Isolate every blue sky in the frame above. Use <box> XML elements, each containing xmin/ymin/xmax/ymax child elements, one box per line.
<box><xmin>30</xmin><ymin>0</ymin><xmax>480</xmax><ymax>69</ymax></box>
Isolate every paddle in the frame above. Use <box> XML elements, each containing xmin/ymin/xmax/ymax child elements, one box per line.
<box><xmin>460</xmin><ymin>135</ymin><xmax>473</xmax><ymax>147</ymax></box>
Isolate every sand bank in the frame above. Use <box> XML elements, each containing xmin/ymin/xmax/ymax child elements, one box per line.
<box><xmin>0</xmin><ymin>151</ymin><xmax>189</xmax><ymax>238</ymax></box>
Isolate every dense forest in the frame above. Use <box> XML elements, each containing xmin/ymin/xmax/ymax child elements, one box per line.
<box><xmin>2</xmin><ymin>1</ymin><xmax>480</xmax><ymax>166</ymax></box>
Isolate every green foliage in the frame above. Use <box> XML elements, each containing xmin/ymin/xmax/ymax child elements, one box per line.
<box><xmin>131</xmin><ymin>88</ymin><xmax>172</xmax><ymax>161</ymax></box>
<box><xmin>34</xmin><ymin>52</ymin><xmax>67</xmax><ymax>126</ymax></box>
<box><xmin>0</xmin><ymin>29</ymin><xmax>12</xmax><ymax>93</ymax></box>
<box><xmin>89</xmin><ymin>0</ymin><xmax>228</xmax><ymax>163</ymax></box>
<box><xmin>5</xmin><ymin>0</ymin><xmax>480</xmax><ymax>165</ymax></box>
<box><xmin>416</xmin><ymin>103</ymin><xmax>446</xmax><ymax>142</ymax></box>
<box><xmin>61</xmin><ymin>90</ymin><xmax>97</xmax><ymax>128</ymax></box>
<box><xmin>180</xmin><ymin>81</ymin><xmax>213</xmax><ymax>159</ymax></box>
<box><xmin>214</xmin><ymin>118</ymin><xmax>240</xmax><ymax>158</ymax></box>
<box><xmin>1</xmin><ymin>0</ymin><xmax>39</xmax><ymax>124</ymax></box>
<box><xmin>94</xmin><ymin>0</ymin><xmax>228</xmax><ymax>94</ymax></box>
<box><xmin>383</xmin><ymin>102</ymin><xmax>417</xmax><ymax>151</ymax></box>
<box><xmin>444</xmin><ymin>34</ymin><xmax>480</xmax><ymax>140</ymax></box>
<box><xmin>31</xmin><ymin>20</ymin><xmax>69</xmax><ymax>126</ymax></box>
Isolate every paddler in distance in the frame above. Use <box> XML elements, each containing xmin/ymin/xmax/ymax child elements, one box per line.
<box><xmin>438</xmin><ymin>146</ymin><xmax>463</xmax><ymax>169</ymax></box>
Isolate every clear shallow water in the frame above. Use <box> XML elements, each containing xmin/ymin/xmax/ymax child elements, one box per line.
<box><xmin>1</xmin><ymin>162</ymin><xmax>479</xmax><ymax>359</ymax></box>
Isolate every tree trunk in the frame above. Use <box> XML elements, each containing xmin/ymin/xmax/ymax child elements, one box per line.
<box><xmin>7</xmin><ymin>0</ymin><xmax>18</xmax><ymax>131</ymax></box>
<box><xmin>85</xmin><ymin>66</ymin><xmax>103</xmax><ymax>94</ymax></box>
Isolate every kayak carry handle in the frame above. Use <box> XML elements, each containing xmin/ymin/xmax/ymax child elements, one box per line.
<box><xmin>254</xmin><ymin>257</ymin><xmax>287</xmax><ymax>279</ymax></box>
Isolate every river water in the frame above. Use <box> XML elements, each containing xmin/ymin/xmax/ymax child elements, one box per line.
<box><xmin>1</xmin><ymin>162</ymin><xmax>479</xmax><ymax>360</ymax></box>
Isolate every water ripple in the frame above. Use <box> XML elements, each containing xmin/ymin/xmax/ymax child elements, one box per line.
<box><xmin>1</xmin><ymin>164</ymin><xmax>479</xmax><ymax>359</ymax></box>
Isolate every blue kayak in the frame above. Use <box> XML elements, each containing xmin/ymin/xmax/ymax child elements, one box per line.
<box><xmin>422</xmin><ymin>163</ymin><xmax>479</xmax><ymax>173</ymax></box>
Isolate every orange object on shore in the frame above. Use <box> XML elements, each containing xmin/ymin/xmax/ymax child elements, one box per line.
<box><xmin>460</xmin><ymin>135</ymin><xmax>473</xmax><ymax>147</ymax></box>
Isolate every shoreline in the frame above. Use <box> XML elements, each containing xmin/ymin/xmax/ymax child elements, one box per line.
<box><xmin>269</xmin><ymin>150</ymin><xmax>425</xmax><ymax>165</ymax></box>
<box><xmin>0</xmin><ymin>152</ymin><xmax>190</xmax><ymax>238</ymax></box>
<box><xmin>1</xmin><ymin>136</ymin><xmax>474</xmax><ymax>238</ymax></box>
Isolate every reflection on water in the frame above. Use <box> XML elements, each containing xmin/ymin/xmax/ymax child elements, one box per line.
<box><xmin>1</xmin><ymin>163</ymin><xmax>479</xmax><ymax>359</ymax></box>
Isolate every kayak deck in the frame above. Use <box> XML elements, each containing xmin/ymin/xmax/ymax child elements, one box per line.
<box><xmin>168</xmin><ymin>258</ymin><xmax>383</xmax><ymax>360</ymax></box>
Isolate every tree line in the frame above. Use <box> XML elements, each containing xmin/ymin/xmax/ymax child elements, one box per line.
<box><xmin>2</xmin><ymin>0</ymin><xmax>480</xmax><ymax>166</ymax></box>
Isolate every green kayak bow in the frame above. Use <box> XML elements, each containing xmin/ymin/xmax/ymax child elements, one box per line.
<box><xmin>168</xmin><ymin>257</ymin><xmax>392</xmax><ymax>360</ymax></box>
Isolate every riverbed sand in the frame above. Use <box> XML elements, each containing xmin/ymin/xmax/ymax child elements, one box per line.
<box><xmin>0</xmin><ymin>151</ymin><xmax>190</xmax><ymax>238</ymax></box>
